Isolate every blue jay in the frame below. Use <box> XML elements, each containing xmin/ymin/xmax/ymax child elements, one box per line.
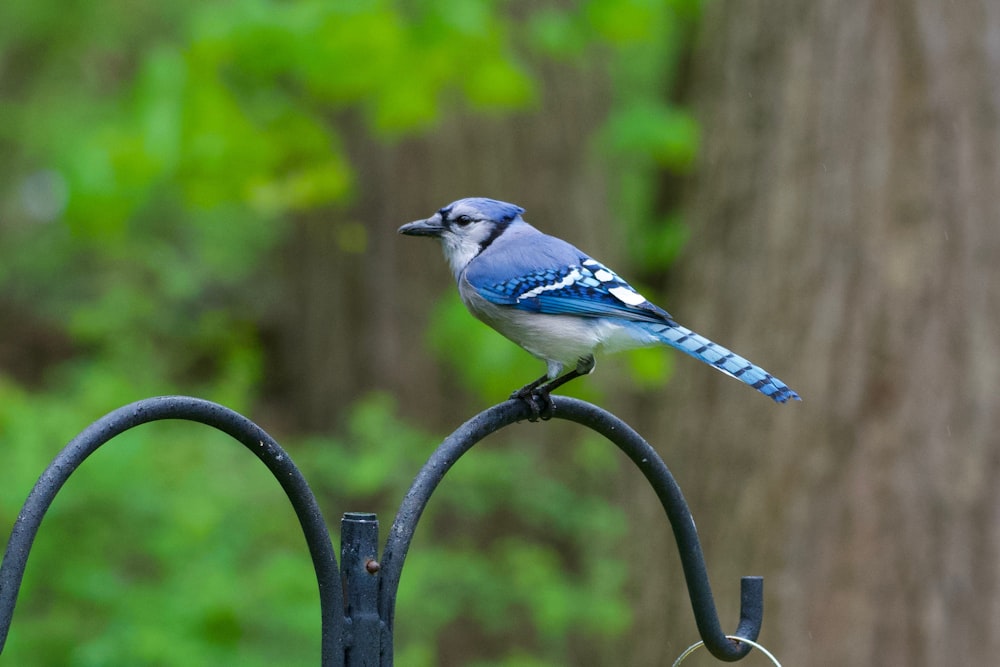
<box><xmin>400</xmin><ymin>197</ymin><xmax>799</xmax><ymax>417</ymax></box>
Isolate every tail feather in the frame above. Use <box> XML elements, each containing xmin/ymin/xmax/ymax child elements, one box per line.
<box><xmin>648</xmin><ymin>322</ymin><xmax>800</xmax><ymax>403</ymax></box>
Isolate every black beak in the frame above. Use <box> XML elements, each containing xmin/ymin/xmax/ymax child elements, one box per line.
<box><xmin>398</xmin><ymin>217</ymin><xmax>444</xmax><ymax>237</ymax></box>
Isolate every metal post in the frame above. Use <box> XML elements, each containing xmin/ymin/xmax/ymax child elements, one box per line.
<box><xmin>341</xmin><ymin>512</ymin><xmax>382</xmax><ymax>667</ymax></box>
<box><xmin>1</xmin><ymin>395</ymin><xmax>767</xmax><ymax>665</ymax></box>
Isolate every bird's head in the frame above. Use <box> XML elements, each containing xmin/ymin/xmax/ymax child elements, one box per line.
<box><xmin>399</xmin><ymin>197</ymin><xmax>525</xmax><ymax>279</ymax></box>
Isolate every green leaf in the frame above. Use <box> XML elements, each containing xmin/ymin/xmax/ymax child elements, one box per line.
<box><xmin>605</xmin><ymin>104</ymin><xmax>699</xmax><ymax>171</ymax></box>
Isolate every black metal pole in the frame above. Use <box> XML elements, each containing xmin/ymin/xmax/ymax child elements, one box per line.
<box><xmin>341</xmin><ymin>512</ymin><xmax>382</xmax><ymax>667</ymax></box>
<box><xmin>2</xmin><ymin>394</ymin><xmax>766</xmax><ymax>664</ymax></box>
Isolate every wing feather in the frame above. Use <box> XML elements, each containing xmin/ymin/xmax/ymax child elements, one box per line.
<box><xmin>470</xmin><ymin>258</ymin><xmax>672</xmax><ymax>324</ymax></box>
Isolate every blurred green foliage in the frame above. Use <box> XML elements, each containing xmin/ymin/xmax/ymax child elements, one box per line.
<box><xmin>1</xmin><ymin>0</ymin><xmax>699</xmax><ymax>664</ymax></box>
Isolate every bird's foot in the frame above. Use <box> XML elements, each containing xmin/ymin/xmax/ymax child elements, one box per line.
<box><xmin>525</xmin><ymin>390</ymin><xmax>556</xmax><ymax>422</ymax></box>
<box><xmin>510</xmin><ymin>384</ymin><xmax>555</xmax><ymax>422</ymax></box>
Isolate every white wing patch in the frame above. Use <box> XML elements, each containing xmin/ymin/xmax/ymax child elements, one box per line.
<box><xmin>608</xmin><ymin>285</ymin><xmax>647</xmax><ymax>306</ymax></box>
<box><xmin>593</xmin><ymin>268</ymin><xmax>614</xmax><ymax>282</ymax></box>
<box><xmin>518</xmin><ymin>268</ymin><xmax>584</xmax><ymax>301</ymax></box>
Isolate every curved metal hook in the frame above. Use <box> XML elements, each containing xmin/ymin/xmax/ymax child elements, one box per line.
<box><xmin>379</xmin><ymin>396</ymin><xmax>761</xmax><ymax>662</ymax></box>
<box><xmin>0</xmin><ymin>396</ymin><xmax>343</xmax><ymax>664</ymax></box>
<box><xmin>552</xmin><ymin>397</ymin><xmax>762</xmax><ymax>661</ymax></box>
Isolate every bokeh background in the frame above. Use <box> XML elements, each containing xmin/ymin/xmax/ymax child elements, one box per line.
<box><xmin>1</xmin><ymin>1</ymin><xmax>998</xmax><ymax>665</ymax></box>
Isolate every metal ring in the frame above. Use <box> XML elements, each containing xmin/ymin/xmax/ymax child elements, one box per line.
<box><xmin>671</xmin><ymin>635</ymin><xmax>782</xmax><ymax>667</ymax></box>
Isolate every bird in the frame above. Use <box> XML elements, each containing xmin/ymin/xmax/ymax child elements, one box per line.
<box><xmin>399</xmin><ymin>197</ymin><xmax>800</xmax><ymax>418</ymax></box>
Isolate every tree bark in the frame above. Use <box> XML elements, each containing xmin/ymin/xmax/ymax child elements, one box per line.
<box><xmin>629</xmin><ymin>1</ymin><xmax>1000</xmax><ymax>665</ymax></box>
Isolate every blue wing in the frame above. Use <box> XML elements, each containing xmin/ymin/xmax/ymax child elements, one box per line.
<box><xmin>471</xmin><ymin>256</ymin><xmax>672</xmax><ymax>324</ymax></box>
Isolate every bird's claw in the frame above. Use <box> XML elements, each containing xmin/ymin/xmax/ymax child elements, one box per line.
<box><xmin>513</xmin><ymin>389</ymin><xmax>555</xmax><ymax>422</ymax></box>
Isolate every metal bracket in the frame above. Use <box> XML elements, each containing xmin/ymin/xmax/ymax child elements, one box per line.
<box><xmin>0</xmin><ymin>395</ymin><xmax>763</xmax><ymax>663</ymax></box>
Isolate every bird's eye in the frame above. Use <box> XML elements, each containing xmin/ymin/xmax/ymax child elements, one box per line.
<box><xmin>454</xmin><ymin>214</ymin><xmax>474</xmax><ymax>226</ymax></box>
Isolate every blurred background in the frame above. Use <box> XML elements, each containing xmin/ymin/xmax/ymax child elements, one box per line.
<box><xmin>1</xmin><ymin>0</ymin><xmax>998</xmax><ymax>665</ymax></box>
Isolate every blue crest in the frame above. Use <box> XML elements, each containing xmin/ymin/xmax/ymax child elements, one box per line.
<box><xmin>442</xmin><ymin>197</ymin><xmax>525</xmax><ymax>223</ymax></box>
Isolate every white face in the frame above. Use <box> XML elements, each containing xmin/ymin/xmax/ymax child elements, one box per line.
<box><xmin>436</xmin><ymin>201</ymin><xmax>507</xmax><ymax>279</ymax></box>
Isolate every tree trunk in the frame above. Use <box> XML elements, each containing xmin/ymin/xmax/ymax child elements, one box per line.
<box><xmin>628</xmin><ymin>1</ymin><xmax>1000</xmax><ymax>665</ymax></box>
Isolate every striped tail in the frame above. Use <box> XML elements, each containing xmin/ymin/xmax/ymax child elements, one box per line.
<box><xmin>648</xmin><ymin>322</ymin><xmax>800</xmax><ymax>403</ymax></box>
